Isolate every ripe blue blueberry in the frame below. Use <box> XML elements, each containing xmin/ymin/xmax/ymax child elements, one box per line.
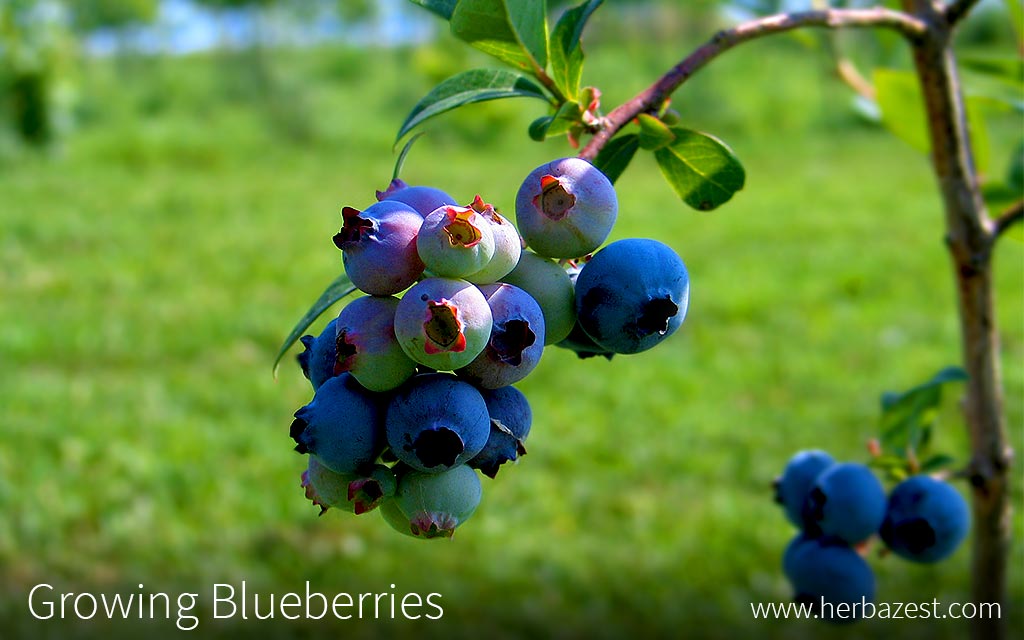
<box><xmin>784</xmin><ymin>534</ymin><xmax>875</xmax><ymax>622</ymax></box>
<box><xmin>515</xmin><ymin>157</ymin><xmax>617</xmax><ymax>258</ymax></box>
<box><xmin>334</xmin><ymin>295</ymin><xmax>417</xmax><ymax>392</ymax></box>
<box><xmin>376</xmin><ymin>178</ymin><xmax>455</xmax><ymax>218</ymax></box>
<box><xmin>394</xmin><ymin>277</ymin><xmax>493</xmax><ymax>371</ymax></box>
<box><xmin>782</xmin><ymin>532</ymin><xmax>814</xmax><ymax>583</ymax></box>
<box><xmin>575</xmin><ymin>238</ymin><xmax>689</xmax><ymax>355</ymax></box>
<box><xmin>803</xmin><ymin>462</ymin><xmax>886</xmax><ymax>545</ymax></box>
<box><xmin>468</xmin><ymin>386</ymin><xmax>532</xmax><ymax>478</ymax></box>
<box><xmin>879</xmin><ymin>475</ymin><xmax>969</xmax><ymax>563</ymax></box>
<box><xmin>500</xmin><ymin>251</ymin><xmax>576</xmax><ymax>345</ymax></box>
<box><xmin>302</xmin><ymin>457</ymin><xmax>396</xmax><ymax>515</ymax></box>
<box><xmin>457</xmin><ymin>283</ymin><xmax>545</xmax><ymax>389</ymax></box>
<box><xmin>394</xmin><ymin>464</ymin><xmax>483</xmax><ymax>538</ymax></box>
<box><xmin>774</xmin><ymin>449</ymin><xmax>835</xmax><ymax>528</ymax></box>
<box><xmin>385</xmin><ymin>373</ymin><xmax>490</xmax><ymax>473</ymax></box>
<box><xmin>297</xmin><ymin>318</ymin><xmax>339</xmax><ymax>391</ymax></box>
<box><xmin>333</xmin><ymin>201</ymin><xmax>425</xmax><ymax>296</ymax></box>
<box><xmin>290</xmin><ymin>373</ymin><xmax>387</xmax><ymax>475</ymax></box>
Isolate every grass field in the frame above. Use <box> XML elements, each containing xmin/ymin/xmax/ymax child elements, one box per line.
<box><xmin>1</xmin><ymin>16</ymin><xmax>1021</xmax><ymax>640</ymax></box>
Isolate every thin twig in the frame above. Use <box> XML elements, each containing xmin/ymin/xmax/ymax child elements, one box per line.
<box><xmin>835</xmin><ymin>58</ymin><xmax>876</xmax><ymax>101</ymax></box>
<box><xmin>945</xmin><ymin>0</ymin><xmax>983</xmax><ymax>26</ymax></box>
<box><xmin>533</xmin><ymin>66</ymin><xmax>567</xmax><ymax>105</ymax></box>
<box><xmin>993</xmin><ymin>200</ymin><xmax>1024</xmax><ymax>241</ymax></box>
<box><xmin>578</xmin><ymin>8</ymin><xmax>927</xmax><ymax>161</ymax></box>
<box><xmin>813</xmin><ymin>0</ymin><xmax>876</xmax><ymax>100</ymax></box>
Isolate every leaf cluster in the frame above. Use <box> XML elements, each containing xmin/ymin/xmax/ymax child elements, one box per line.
<box><xmin>870</xmin><ymin>367</ymin><xmax>968</xmax><ymax>482</ymax></box>
<box><xmin>401</xmin><ymin>0</ymin><xmax>745</xmax><ymax>210</ymax></box>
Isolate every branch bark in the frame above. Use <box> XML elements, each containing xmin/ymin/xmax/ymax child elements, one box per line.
<box><xmin>574</xmin><ymin>3</ymin><xmax>1012</xmax><ymax>638</ymax></box>
<box><xmin>899</xmin><ymin>2</ymin><xmax>1011</xmax><ymax>637</ymax></box>
<box><xmin>993</xmin><ymin>201</ymin><xmax>1023</xmax><ymax>242</ymax></box>
<box><xmin>578</xmin><ymin>8</ymin><xmax>926</xmax><ymax>161</ymax></box>
<box><xmin>945</xmin><ymin>0</ymin><xmax>983</xmax><ymax>26</ymax></box>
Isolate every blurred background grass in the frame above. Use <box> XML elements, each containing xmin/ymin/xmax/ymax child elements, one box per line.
<box><xmin>0</xmin><ymin>1</ymin><xmax>1021</xmax><ymax>639</ymax></box>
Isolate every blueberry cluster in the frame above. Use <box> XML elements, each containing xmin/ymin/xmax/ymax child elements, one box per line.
<box><xmin>291</xmin><ymin>157</ymin><xmax>690</xmax><ymax>538</ymax></box>
<box><xmin>774</xmin><ymin>450</ymin><xmax>970</xmax><ymax>621</ymax></box>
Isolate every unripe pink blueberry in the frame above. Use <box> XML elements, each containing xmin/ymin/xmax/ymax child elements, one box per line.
<box><xmin>416</xmin><ymin>204</ymin><xmax>496</xmax><ymax>278</ymax></box>
<box><xmin>376</xmin><ymin>178</ymin><xmax>455</xmax><ymax>218</ymax></box>
<box><xmin>394</xmin><ymin>277</ymin><xmax>493</xmax><ymax>371</ymax></box>
<box><xmin>514</xmin><ymin>157</ymin><xmax>617</xmax><ymax>258</ymax></box>
<box><xmin>463</xmin><ymin>195</ymin><xmax>523</xmax><ymax>284</ymax></box>
<box><xmin>334</xmin><ymin>295</ymin><xmax>417</xmax><ymax>392</ymax></box>
<box><xmin>333</xmin><ymin>201</ymin><xmax>425</xmax><ymax>296</ymax></box>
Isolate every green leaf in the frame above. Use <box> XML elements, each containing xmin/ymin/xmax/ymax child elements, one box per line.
<box><xmin>396</xmin><ymin>68</ymin><xmax>549</xmax><ymax>141</ymax></box>
<box><xmin>881</xmin><ymin>401</ymin><xmax>937</xmax><ymax>457</ymax></box>
<box><xmin>875</xmin><ymin>69</ymin><xmax>1004</xmax><ymax>173</ymax></box>
<box><xmin>637</xmin><ymin>113</ymin><xmax>676</xmax><ymax>151</ymax></box>
<box><xmin>528</xmin><ymin>115</ymin><xmax>553</xmax><ymax>141</ymax></box>
<box><xmin>273</xmin><ymin>272</ymin><xmax>357</xmax><ymax>376</ymax></box>
<box><xmin>959</xmin><ymin>54</ymin><xmax>1024</xmax><ymax>86</ymax></box>
<box><xmin>549</xmin><ymin>0</ymin><xmax>602</xmax><ymax>98</ymax></box>
<box><xmin>978</xmin><ymin>143</ymin><xmax>1023</xmax><ymax>231</ymax></box>
<box><xmin>874</xmin><ymin>68</ymin><xmax>929</xmax><ymax>153</ymax></box>
<box><xmin>506</xmin><ymin>0</ymin><xmax>548</xmax><ymax>69</ymax></box>
<box><xmin>545</xmin><ymin>100</ymin><xmax>583</xmax><ymax>137</ymax></box>
<box><xmin>878</xmin><ymin>366</ymin><xmax>967</xmax><ymax>456</ymax></box>
<box><xmin>869</xmin><ymin>454</ymin><xmax>913</xmax><ymax>482</ymax></box>
<box><xmin>928</xmin><ymin>366</ymin><xmax>969</xmax><ymax>386</ymax></box>
<box><xmin>524</xmin><ymin>101</ymin><xmax>582</xmax><ymax>141</ymax></box>
<box><xmin>450</xmin><ymin>0</ymin><xmax>548</xmax><ymax>74</ymax></box>
<box><xmin>1007</xmin><ymin>140</ymin><xmax>1024</xmax><ymax>193</ymax></box>
<box><xmin>880</xmin><ymin>391</ymin><xmax>903</xmax><ymax>412</ymax></box>
<box><xmin>1005</xmin><ymin>0</ymin><xmax>1022</xmax><ymax>47</ymax></box>
<box><xmin>392</xmin><ymin>131</ymin><xmax>425</xmax><ymax>181</ymax></box>
<box><xmin>592</xmin><ymin>133</ymin><xmax>639</xmax><ymax>184</ymax></box>
<box><xmin>654</xmin><ymin>128</ymin><xmax>745</xmax><ymax>211</ymax></box>
<box><xmin>961</xmin><ymin>69</ymin><xmax>1024</xmax><ymax>113</ymax></box>
<box><xmin>408</xmin><ymin>0</ymin><xmax>457</xmax><ymax>20</ymax></box>
<box><xmin>919</xmin><ymin>454</ymin><xmax>957</xmax><ymax>474</ymax></box>
<box><xmin>889</xmin><ymin>466</ymin><xmax>910</xmax><ymax>483</ymax></box>
<box><xmin>982</xmin><ymin>183</ymin><xmax>1020</xmax><ymax>209</ymax></box>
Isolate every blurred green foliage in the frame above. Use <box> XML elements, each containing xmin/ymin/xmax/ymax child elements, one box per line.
<box><xmin>0</xmin><ymin>3</ymin><xmax>1021</xmax><ymax>639</ymax></box>
<box><xmin>67</xmin><ymin>0</ymin><xmax>158</xmax><ymax>32</ymax></box>
<box><xmin>0</xmin><ymin>0</ymin><xmax>73</xmax><ymax>145</ymax></box>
